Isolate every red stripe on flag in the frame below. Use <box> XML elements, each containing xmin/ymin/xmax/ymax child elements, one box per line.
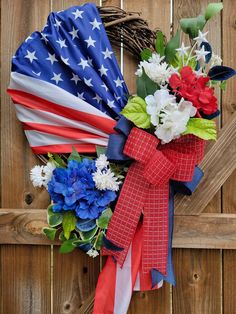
<box><xmin>7</xmin><ymin>89</ymin><xmax>116</xmax><ymax>135</ymax></box>
<box><xmin>31</xmin><ymin>143</ymin><xmax>96</xmax><ymax>154</ymax></box>
<box><xmin>23</xmin><ymin>123</ymin><xmax>106</xmax><ymax>141</ymax></box>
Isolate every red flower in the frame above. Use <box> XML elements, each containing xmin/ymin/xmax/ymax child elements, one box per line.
<box><xmin>169</xmin><ymin>66</ymin><xmax>218</xmax><ymax>115</ymax></box>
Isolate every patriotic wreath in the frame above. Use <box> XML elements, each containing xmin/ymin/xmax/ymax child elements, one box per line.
<box><xmin>7</xmin><ymin>2</ymin><xmax>236</xmax><ymax>313</ymax></box>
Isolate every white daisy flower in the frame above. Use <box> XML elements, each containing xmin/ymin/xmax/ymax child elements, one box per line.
<box><xmin>92</xmin><ymin>168</ymin><xmax>121</xmax><ymax>192</ymax></box>
<box><xmin>30</xmin><ymin>165</ymin><xmax>46</xmax><ymax>188</ymax></box>
<box><xmin>95</xmin><ymin>154</ymin><xmax>109</xmax><ymax>170</ymax></box>
<box><xmin>86</xmin><ymin>248</ymin><xmax>99</xmax><ymax>258</ymax></box>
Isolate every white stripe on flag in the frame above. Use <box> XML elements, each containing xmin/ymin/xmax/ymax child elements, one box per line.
<box><xmin>114</xmin><ymin>245</ymin><xmax>132</xmax><ymax>314</ymax></box>
<box><xmin>133</xmin><ymin>272</ymin><xmax>140</xmax><ymax>291</ymax></box>
<box><xmin>24</xmin><ymin>130</ymin><xmax>108</xmax><ymax>147</ymax></box>
<box><xmin>10</xmin><ymin>72</ymin><xmax>114</xmax><ymax>120</ymax></box>
<box><xmin>15</xmin><ymin>104</ymin><xmax>108</xmax><ymax>138</ymax></box>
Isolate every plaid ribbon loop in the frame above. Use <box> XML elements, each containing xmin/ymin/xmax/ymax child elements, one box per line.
<box><xmin>103</xmin><ymin>127</ymin><xmax>205</xmax><ymax>276</ymax></box>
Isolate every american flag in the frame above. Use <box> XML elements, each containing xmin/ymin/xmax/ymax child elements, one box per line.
<box><xmin>7</xmin><ymin>3</ymin><xmax>129</xmax><ymax>154</ymax></box>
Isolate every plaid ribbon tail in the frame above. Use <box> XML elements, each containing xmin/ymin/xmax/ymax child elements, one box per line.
<box><xmin>143</xmin><ymin>184</ymin><xmax>169</xmax><ymax>275</ymax></box>
<box><xmin>102</xmin><ymin>162</ymin><xmax>149</xmax><ymax>266</ymax></box>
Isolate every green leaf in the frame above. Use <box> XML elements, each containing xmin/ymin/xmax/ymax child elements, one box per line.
<box><xmin>47</xmin><ymin>204</ymin><xmax>63</xmax><ymax>227</ymax></box>
<box><xmin>155</xmin><ymin>31</ymin><xmax>165</xmax><ymax>56</ymax></box>
<box><xmin>140</xmin><ymin>48</ymin><xmax>152</xmax><ymax>61</ymax></box>
<box><xmin>183</xmin><ymin>118</ymin><xmax>217</xmax><ymax>140</ymax></box>
<box><xmin>121</xmin><ymin>96</ymin><xmax>151</xmax><ymax>129</ymax></box>
<box><xmin>96</xmin><ymin>208</ymin><xmax>113</xmax><ymax>229</ymax></box>
<box><xmin>68</xmin><ymin>146</ymin><xmax>81</xmax><ymax>162</ymax></box>
<box><xmin>96</xmin><ymin>145</ymin><xmax>107</xmax><ymax>157</ymax></box>
<box><xmin>205</xmin><ymin>3</ymin><xmax>223</xmax><ymax>21</ymax></box>
<box><xmin>51</xmin><ymin>153</ymin><xmax>66</xmax><ymax>168</ymax></box>
<box><xmin>165</xmin><ymin>30</ymin><xmax>180</xmax><ymax>63</ymax></box>
<box><xmin>62</xmin><ymin>211</ymin><xmax>77</xmax><ymax>240</ymax></box>
<box><xmin>43</xmin><ymin>227</ymin><xmax>57</xmax><ymax>241</ymax></box>
<box><xmin>136</xmin><ymin>68</ymin><xmax>159</xmax><ymax>99</ymax></box>
<box><xmin>59</xmin><ymin>239</ymin><xmax>77</xmax><ymax>253</ymax></box>
<box><xmin>79</xmin><ymin>226</ymin><xmax>98</xmax><ymax>241</ymax></box>
<box><xmin>94</xmin><ymin>232</ymin><xmax>104</xmax><ymax>250</ymax></box>
<box><xmin>219</xmin><ymin>80</ymin><xmax>227</xmax><ymax>91</ymax></box>
<box><xmin>59</xmin><ymin>231</ymin><xmax>66</xmax><ymax>241</ymax></box>
<box><xmin>180</xmin><ymin>15</ymin><xmax>206</xmax><ymax>39</ymax></box>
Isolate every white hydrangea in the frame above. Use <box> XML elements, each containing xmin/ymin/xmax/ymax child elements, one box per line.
<box><xmin>92</xmin><ymin>168</ymin><xmax>121</xmax><ymax>192</ymax></box>
<box><xmin>210</xmin><ymin>53</ymin><xmax>222</xmax><ymax>67</ymax></box>
<box><xmin>145</xmin><ymin>89</ymin><xmax>196</xmax><ymax>144</ymax></box>
<box><xmin>145</xmin><ymin>89</ymin><xmax>176</xmax><ymax>126</ymax></box>
<box><xmin>30</xmin><ymin>162</ymin><xmax>56</xmax><ymax>189</ymax></box>
<box><xmin>86</xmin><ymin>248</ymin><xmax>99</xmax><ymax>258</ymax></box>
<box><xmin>135</xmin><ymin>53</ymin><xmax>175</xmax><ymax>85</ymax></box>
<box><xmin>95</xmin><ymin>154</ymin><xmax>109</xmax><ymax>170</ymax></box>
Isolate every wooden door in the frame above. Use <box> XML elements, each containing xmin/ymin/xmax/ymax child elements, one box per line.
<box><xmin>1</xmin><ymin>0</ymin><xmax>236</xmax><ymax>313</ymax></box>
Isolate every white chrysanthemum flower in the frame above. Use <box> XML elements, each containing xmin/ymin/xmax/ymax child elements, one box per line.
<box><xmin>95</xmin><ymin>154</ymin><xmax>109</xmax><ymax>170</ymax></box>
<box><xmin>210</xmin><ymin>53</ymin><xmax>222</xmax><ymax>67</ymax></box>
<box><xmin>86</xmin><ymin>248</ymin><xmax>99</xmax><ymax>258</ymax></box>
<box><xmin>135</xmin><ymin>61</ymin><xmax>175</xmax><ymax>85</ymax></box>
<box><xmin>30</xmin><ymin>165</ymin><xmax>46</xmax><ymax>188</ymax></box>
<box><xmin>145</xmin><ymin>89</ymin><xmax>176</xmax><ymax>126</ymax></box>
<box><xmin>92</xmin><ymin>168</ymin><xmax>121</xmax><ymax>192</ymax></box>
<box><xmin>148</xmin><ymin>53</ymin><xmax>165</xmax><ymax>64</ymax></box>
<box><xmin>43</xmin><ymin>162</ymin><xmax>56</xmax><ymax>186</ymax></box>
<box><xmin>155</xmin><ymin>99</ymin><xmax>196</xmax><ymax>144</ymax></box>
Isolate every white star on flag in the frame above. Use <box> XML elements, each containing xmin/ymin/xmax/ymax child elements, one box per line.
<box><xmin>77</xmin><ymin>92</ymin><xmax>85</xmax><ymax>100</ymax></box>
<box><xmin>54</xmin><ymin>18</ymin><xmax>62</xmax><ymax>29</ymax></box>
<box><xmin>32</xmin><ymin>71</ymin><xmax>41</xmax><ymax>76</ymax></box>
<box><xmin>102</xmin><ymin>48</ymin><xmax>113</xmax><ymax>59</ymax></box>
<box><xmin>46</xmin><ymin>53</ymin><xmax>58</xmax><ymax>65</ymax></box>
<box><xmin>195</xmin><ymin>46</ymin><xmax>210</xmax><ymax>61</ymax></box>
<box><xmin>56</xmin><ymin>38</ymin><xmax>67</xmax><ymax>48</ymax></box>
<box><xmin>107</xmin><ymin>99</ymin><xmax>115</xmax><ymax>108</ymax></box>
<box><xmin>71</xmin><ymin>73</ymin><xmax>80</xmax><ymax>85</ymax></box>
<box><xmin>84</xmin><ymin>78</ymin><xmax>93</xmax><ymax>87</ymax></box>
<box><xmin>69</xmin><ymin>27</ymin><xmax>79</xmax><ymax>40</ymax></box>
<box><xmin>25</xmin><ymin>36</ymin><xmax>33</xmax><ymax>42</ymax></box>
<box><xmin>176</xmin><ymin>42</ymin><xmax>190</xmax><ymax>57</ymax></box>
<box><xmin>114</xmin><ymin>94</ymin><xmax>121</xmax><ymax>101</ymax></box>
<box><xmin>87</xmin><ymin>57</ymin><xmax>93</xmax><ymax>67</ymax></box>
<box><xmin>24</xmin><ymin>50</ymin><xmax>38</xmax><ymax>63</ymax></box>
<box><xmin>51</xmin><ymin>72</ymin><xmax>63</xmax><ymax>84</ymax></box>
<box><xmin>61</xmin><ymin>56</ymin><xmax>70</xmax><ymax>65</ymax></box>
<box><xmin>78</xmin><ymin>58</ymin><xmax>90</xmax><ymax>69</ymax></box>
<box><xmin>90</xmin><ymin>18</ymin><xmax>102</xmax><ymax>30</ymax></box>
<box><xmin>84</xmin><ymin>36</ymin><xmax>96</xmax><ymax>48</ymax></box>
<box><xmin>93</xmin><ymin>94</ymin><xmax>102</xmax><ymax>103</ymax></box>
<box><xmin>101</xmin><ymin>83</ymin><xmax>108</xmax><ymax>91</ymax></box>
<box><xmin>72</xmin><ymin>9</ymin><xmax>84</xmax><ymax>19</ymax></box>
<box><xmin>194</xmin><ymin>30</ymin><xmax>209</xmax><ymax>46</ymax></box>
<box><xmin>114</xmin><ymin>77</ymin><xmax>124</xmax><ymax>88</ymax></box>
<box><xmin>98</xmin><ymin>65</ymin><xmax>108</xmax><ymax>76</ymax></box>
<box><xmin>41</xmin><ymin>33</ymin><xmax>48</xmax><ymax>43</ymax></box>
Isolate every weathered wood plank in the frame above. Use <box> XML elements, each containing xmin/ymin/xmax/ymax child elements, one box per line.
<box><xmin>1</xmin><ymin>0</ymin><xmax>51</xmax><ymax>313</ymax></box>
<box><xmin>173</xmin><ymin>1</ymin><xmax>222</xmax><ymax>313</ymax></box>
<box><xmin>173</xmin><ymin>249</ymin><xmax>221</xmax><ymax>314</ymax></box>
<box><xmin>175</xmin><ymin>111</ymin><xmax>236</xmax><ymax>215</ymax></box>
<box><xmin>2</xmin><ymin>209</ymin><xmax>236</xmax><ymax>249</ymax></box>
<box><xmin>123</xmin><ymin>0</ymin><xmax>172</xmax><ymax>312</ymax></box>
<box><xmin>222</xmin><ymin>0</ymin><xmax>236</xmax><ymax>313</ymax></box>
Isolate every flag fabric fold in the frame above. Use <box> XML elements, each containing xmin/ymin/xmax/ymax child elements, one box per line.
<box><xmin>8</xmin><ymin>3</ymin><xmax>128</xmax><ymax>154</ymax></box>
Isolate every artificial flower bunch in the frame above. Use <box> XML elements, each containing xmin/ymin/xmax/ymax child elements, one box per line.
<box><xmin>121</xmin><ymin>2</ymin><xmax>235</xmax><ymax>144</ymax></box>
<box><xmin>30</xmin><ymin>148</ymin><xmax>123</xmax><ymax>256</ymax></box>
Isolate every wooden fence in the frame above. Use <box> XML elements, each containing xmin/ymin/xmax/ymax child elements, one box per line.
<box><xmin>1</xmin><ymin>0</ymin><xmax>236</xmax><ymax>313</ymax></box>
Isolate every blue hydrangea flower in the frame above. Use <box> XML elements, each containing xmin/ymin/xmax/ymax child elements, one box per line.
<box><xmin>48</xmin><ymin>158</ymin><xmax>117</xmax><ymax>219</ymax></box>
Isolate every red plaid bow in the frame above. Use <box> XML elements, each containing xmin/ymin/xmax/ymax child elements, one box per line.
<box><xmin>103</xmin><ymin>127</ymin><xmax>205</xmax><ymax>275</ymax></box>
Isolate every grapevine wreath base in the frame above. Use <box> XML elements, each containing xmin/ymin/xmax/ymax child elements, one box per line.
<box><xmin>7</xmin><ymin>3</ymin><xmax>236</xmax><ymax>314</ymax></box>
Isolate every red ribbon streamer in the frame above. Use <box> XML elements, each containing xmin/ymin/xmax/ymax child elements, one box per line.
<box><xmin>103</xmin><ymin>127</ymin><xmax>205</xmax><ymax>275</ymax></box>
